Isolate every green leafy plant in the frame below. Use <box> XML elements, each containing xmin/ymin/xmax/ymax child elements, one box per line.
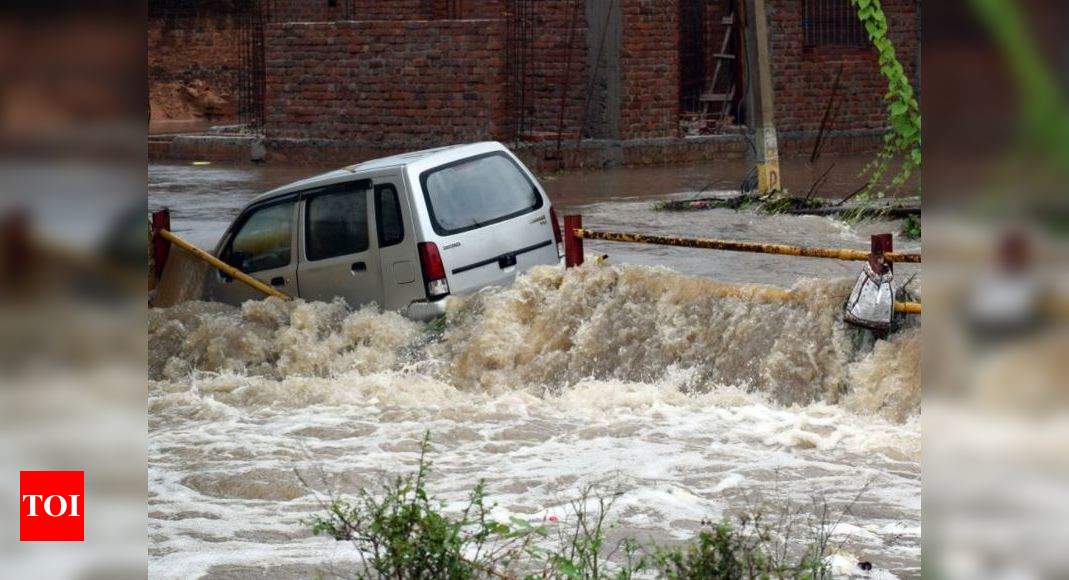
<box><xmin>303</xmin><ymin>433</ymin><xmax>843</xmax><ymax>579</ymax></box>
<box><xmin>901</xmin><ymin>214</ymin><xmax>921</xmax><ymax>239</ymax></box>
<box><xmin>852</xmin><ymin>0</ymin><xmax>922</xmax><ymax>197</ymax></box>
<box><xmin>649</xmin><ymin>523</ymin><xmax>828</xmax><ymax>579</ymax></box>
<box><xmin>969</xmin><ymin>0</ymin><xmax>1069</xmax><ymax>171</ymax></box>
<box><xmin>305</xmin><ymin>432</ymin><xmax>546</xmax><ymax>578</ymax></box>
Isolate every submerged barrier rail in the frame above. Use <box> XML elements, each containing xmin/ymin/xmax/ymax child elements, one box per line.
<box><xmin>561</xmin><ymin>214</ymin><xmax>922</xmax><ymax>315</ymax></box>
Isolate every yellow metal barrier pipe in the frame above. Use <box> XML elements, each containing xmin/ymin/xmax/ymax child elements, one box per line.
<box><xmin>642</xmin><ymin>275</ymin><xmax>921</xmax><ymax>314</ymax></box>
<box><xmin>574</xmin><ymin>229</ymin><xmax>922</xmax><ymax>263</ymax></box>
<box><xmin>562</xmin><ymin>218</ymin><xmax>921</xmax><ymax>314</ymax></box>
<box><xmin>894</xmin><ymin>301</ymin><xmax>922</xmax><ymax>315</ymax></box>
<box><xmin>156</xmin><ymin>228</ymin><xmax>291</xmax><ymax>300</ymax></box>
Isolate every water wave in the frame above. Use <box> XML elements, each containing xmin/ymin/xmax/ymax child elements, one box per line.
<box><xmin>149</xmin><ymin>264</ymin><xmax>919</xmax><ymax>422</ymax></box>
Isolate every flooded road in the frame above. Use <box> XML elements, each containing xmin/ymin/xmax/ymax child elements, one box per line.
<box><xmin>148</xmin><ymin>158</ymin><xmax>921</xmax><ymax>578</ymax></box>
<box><xmin>148</xmin><ymin>158</ymin><xmax>919</xmax><ymax>286</ymax></box>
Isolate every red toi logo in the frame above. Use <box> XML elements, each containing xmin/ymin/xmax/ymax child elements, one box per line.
<box><xmin>19</xmin><ymin>471</ymin><xmax>84</xmax><ymax>542</ymax></box>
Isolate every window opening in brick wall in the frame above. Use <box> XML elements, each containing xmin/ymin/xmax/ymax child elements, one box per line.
<box><xmin>803</xmin><ymin>0</ymin><xmax>867</xmax><ymax>47</ymax></box>
<box><xmin>678</xmin><ymin>0</ymin><xmax>707</xmax><ymax>114</ymax></box>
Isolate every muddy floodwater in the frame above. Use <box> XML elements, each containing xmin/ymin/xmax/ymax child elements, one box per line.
<box><xmin>148</xmin><ymin>159</ymin><xmax>920</xmax><ymax>578</ymax></box>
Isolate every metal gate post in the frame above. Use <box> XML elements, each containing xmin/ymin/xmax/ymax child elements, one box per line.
<box><xmin>564</xmin><ymin>214</ymin><xmax>584</xmax><ymax>268</ymax></box>
<box><xmin>870</xmin><ymin>233</ymin><xmax>893</xmax><ymax>275</ymax></box>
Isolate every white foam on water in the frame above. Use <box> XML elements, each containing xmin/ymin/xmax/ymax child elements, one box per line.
<box><xmin>148</xmin><ymin>264</ymin><xmax>921</xmax><ymax>577</ymax></box>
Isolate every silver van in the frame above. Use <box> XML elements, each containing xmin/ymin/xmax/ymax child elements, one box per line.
<box><xmin>204</xmin><ymin>142</ymin><xmax>563</xmax><ymax>320</ymax></box>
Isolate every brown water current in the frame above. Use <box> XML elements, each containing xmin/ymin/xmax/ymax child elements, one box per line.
<box><xmin>149</xmin><ymin>265</ymin><xmax>920</xmax><ymax>578</ymax></box>
<box><xmin>148</xmin><ymin>159</ymin><xmax>921</xmax><ymax>579</ymax></box>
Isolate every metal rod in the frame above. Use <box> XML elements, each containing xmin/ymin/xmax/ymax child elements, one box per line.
<box><xmin>895</xmin><ymin>301</ymin><xmax>922</xmax><ymax>314</ymax></box>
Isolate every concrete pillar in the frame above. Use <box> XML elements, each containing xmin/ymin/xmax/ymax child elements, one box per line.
<box><xmin>743</xmin><ymin>0</ymin><xmax>781</xmax><ymax>193</ymax></box>
<box><xmin>584</xmin><ymin>0</ymin><xmax>622</xmax><ymax>142</ymax></box>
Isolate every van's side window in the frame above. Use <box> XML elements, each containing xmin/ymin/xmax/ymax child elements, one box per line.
<box><xmin>305</xmin><ymin>183</ymin><xmax>370</xmax><ymax>261</ymax></box>
<box><xmin>375</xmin><ymin>184</ymin><xmax>404</xmax><ymax>248</ymax></box>
<box><xmin>227</xmin><ymin>200</ymin><xmax>295</xmax><ymax>272</ymax></box>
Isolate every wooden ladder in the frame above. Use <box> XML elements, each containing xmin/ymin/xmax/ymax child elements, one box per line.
<box><xmin>700</xmin><ymin>13</ymin><xmax>737</xmax><ymax>123</ymax></box>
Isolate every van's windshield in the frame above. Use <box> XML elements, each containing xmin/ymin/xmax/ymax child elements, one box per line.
<box><xmin>421</xmin><ymin>153</ymin><xmax>542</xmax><ymax>235</ymax></box>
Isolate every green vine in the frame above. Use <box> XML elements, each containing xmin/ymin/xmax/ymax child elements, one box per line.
<box><xmin>852</xmin><ymin>0</ymin><xmax>922</xmax><ymax>197</ymax></box>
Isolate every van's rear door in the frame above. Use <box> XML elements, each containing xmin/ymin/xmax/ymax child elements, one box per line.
<box><xmin>418</xmin><ymin>152</ymin><xmax>558</xmax><ymax>295</ymax></box>
<box><xmin>372</xmin><ymin>176</ymin><xmax>423</xmax><ymax>311</ymax></box>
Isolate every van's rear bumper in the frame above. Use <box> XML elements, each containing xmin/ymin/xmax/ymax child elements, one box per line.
<box><xmin>404</xmin><ymin>299</ymin><xmax>448</xmax><ymax>322</ymax></box>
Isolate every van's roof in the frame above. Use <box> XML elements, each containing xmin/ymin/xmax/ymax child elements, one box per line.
<box><xmin>248</xmin><ymin>141</ymin><xmax>508</xmax><ymax>205</ymax></box>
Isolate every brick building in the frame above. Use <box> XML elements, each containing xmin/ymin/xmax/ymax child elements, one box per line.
<box><xmin>148</xmin><ymin>0</ymin><xmax>921</xmax><ymax>167</ymax></box>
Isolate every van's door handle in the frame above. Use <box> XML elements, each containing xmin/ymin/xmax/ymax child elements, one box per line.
<box><xmin>270</xmin><ymin>276</ymin><xmax>285</xmax><ymax>287</ymax></box>
<box><xmin>351</xmin><ymin>261</ymin><xmax>367</xmax><ymax>272</ymax></box>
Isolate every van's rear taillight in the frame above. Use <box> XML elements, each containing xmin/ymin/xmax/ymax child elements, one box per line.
<box><xmin>549</xmin><ymin>206</ymin><xmax>563</xmax><ymax>258</ymax></box>
<box><xmin>417</xmin><ymin>242</ymin><xmax>450</xmax><ymax>299</ymax></box>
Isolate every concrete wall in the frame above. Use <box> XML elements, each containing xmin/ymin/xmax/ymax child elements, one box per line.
<box><xmin>582</xmin><ymin>0</ymin><xmax>621</xmax><ymax>139</ymax></box>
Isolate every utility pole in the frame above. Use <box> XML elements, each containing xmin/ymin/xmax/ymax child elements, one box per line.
<box><xmin>743</xmin><ymin>0</ymin><xmax>781</xmax><ymax>194</ymax></box>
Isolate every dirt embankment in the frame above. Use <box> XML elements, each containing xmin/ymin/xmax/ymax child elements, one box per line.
<box><xmin>149</xmin><ymin>79</ymin><xmax>231</xmax><ymax>122</ymax></box>
<box><xmin>149</xmin><ymin>15</ymin><xmax>241</xmax><ymax>123</ymax></box>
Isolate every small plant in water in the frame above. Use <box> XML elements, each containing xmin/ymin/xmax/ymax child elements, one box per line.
<box><xmin>304</xmin><ymin>433</ymin><xmax>838</xmax><ymax>579</ymax></box>
<box><xmin>306</xmin><ymin>433</ymin><xmax>539</xmax><ymax>578</ymax></box>
<box><xmin>900</xmin><ymin>214</ymin><xmax>921</xmax><ymax>240</ymax></box>
<box><xmin>425</xmin><ymin>314</ymin><xmax>449</xmax><ymax>338</ymax></box>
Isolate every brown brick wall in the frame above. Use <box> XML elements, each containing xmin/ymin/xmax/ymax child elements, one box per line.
<box><xmin>148</xmin><ymin>16</ymin><xmax>242</xmax><ymax>108</ymax></box>
<box><xmin>513</xmin><ymin>0</ymin><xmax>589</xmax><ymax>138</ymax></box>
<box><xmin>149</xmin><ymin>0</ymin><xmax>921</xmax><ymax>154</ymax></box>
<box><xmin>267</xmin><ymin>0</ymin><xmax>506</xmax><ymax>22</ymax></box>
<box><xmin>768</xmin><ymin>0</ymin><xmax>919</xmax><ymax>133</ymax></box>
<box><xmin>264</xmin><ymin>19</ymin><xmax>509</xmax><ymax>147</ymax></box>
<box><xmin>447</xmin><ymin>0</ymin><xmax>506</xmax><ymax>19</ymax></box>
<box><xmin>620</xmin><ymin>0</ymin><xmax>680</xmax><ymax>139</ymax></box>
<box><xmin>268</xmin><ymin>0</ymin><xmax>430</xmax><ymax>22</ymax></box>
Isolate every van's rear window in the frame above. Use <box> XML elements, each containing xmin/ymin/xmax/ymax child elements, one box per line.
<box><xmin>421</xmin><ymin>153</ymin><xmax>542</xmax><ymax>235</ymax></box>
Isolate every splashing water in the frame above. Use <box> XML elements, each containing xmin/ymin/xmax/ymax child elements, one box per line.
<box><xmin>148</xmin><ymin>264</ymin><xmax>920</xmax><ymax>578</ymax></box>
